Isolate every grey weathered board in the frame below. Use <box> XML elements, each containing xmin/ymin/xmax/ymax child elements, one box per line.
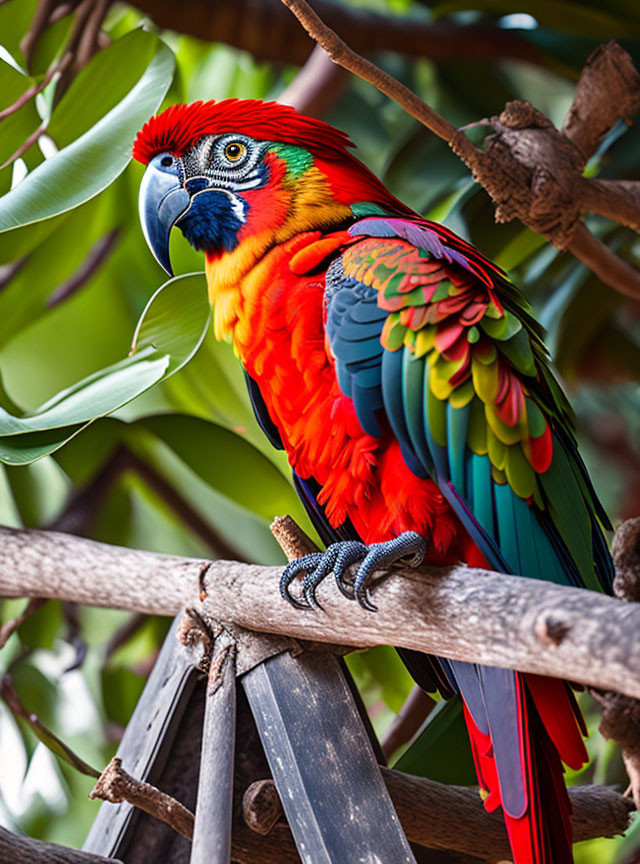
<box><xmin>190</xmin><ymin>631</ymin><xmax>236</xmax><ymax>864</ymax></box>
<box><xmin>242</xmin><ymin>650</ymin><xmax>417</xmax><ymax>864</ymax></box>
<box><xmin>83</xmin><ymin>615</ymin><xmax>199</xmax><ymax>858</ymax></box>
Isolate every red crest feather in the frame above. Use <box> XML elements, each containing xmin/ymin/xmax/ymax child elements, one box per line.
<box><xmin>132</xmin><ymin>99</ymin><xmax>355</xmax><ymax>164</ymax></box>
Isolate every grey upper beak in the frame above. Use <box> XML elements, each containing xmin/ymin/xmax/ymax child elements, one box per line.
<box><xmin>139</xmin><ymin>161</ymin><xmax>191</xmax><ymax>277</ymax></box>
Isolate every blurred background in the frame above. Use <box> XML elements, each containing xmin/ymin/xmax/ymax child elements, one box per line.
<box><xmin>0</xmin><ymin>0</ymin><xmax>638</xmax><ymax>861</ymax></box>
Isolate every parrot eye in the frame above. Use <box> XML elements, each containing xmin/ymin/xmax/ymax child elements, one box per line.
<box><xmin>224</xmin><ymin>141</ymin><xmax>246</xmax><ymax>162</ymax></box>
<box><xmin>161</xmin><ymin>156</ymin><xmax>173</xmax><ymax>167</ymax></box>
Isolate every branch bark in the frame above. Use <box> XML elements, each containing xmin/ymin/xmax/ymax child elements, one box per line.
<box><xmin>242</xmin><ymin>772</ymin><xmax>634</xmax><ymax>864</ymax></box>
<box><xmin>1</xmin><ymin>520</ymin><xmax>640</xmax><ymax>699</ymax></box>
<box><xmin>0</xmin><ymin>827</ymin><xmax>123</xmax><ymax>864</ymax></box>
<box><xmin>89</xmin><ymin>757</ymin><xmax>195</xmax><ymax>840</ymax></box>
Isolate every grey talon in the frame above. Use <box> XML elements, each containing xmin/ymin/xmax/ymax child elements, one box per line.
<box><xmin>279</xmin><ymin>532</ymin><xmax>427</xmax><ymax>612</ymax></box>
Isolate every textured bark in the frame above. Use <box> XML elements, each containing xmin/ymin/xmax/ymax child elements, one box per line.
<box><xmin>0</xmin><ymin>828</ymin><xmax>123</xmax><ymax>864</ymax></box>
<box><xmin>242</xmin><ymin>773</ymin><xmax>634</xmax><ymax>863</ymax></box>
<box><xmin>1</xmin><ymin>523</ymin><xmax>640</xmax><ymax>698</ymax></box>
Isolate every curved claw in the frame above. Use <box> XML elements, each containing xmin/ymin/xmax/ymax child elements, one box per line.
<box><xmin>333</xmin><ymin>543</ymin><xmax>367</xmax><ymax>599</ymax></box>
<box><xmin>280</xmin><ymin>553</ymin><xmax>325</xmax><ymax>608</ymax></box>
<box><xmin>352</xmin><ymin>532</ymin><xmax>428</xmax><ymax>612</ymax></box>
<box><xmin>279</xmin><ymin>532</ymin><xmax>427</xmax><ymax>612</ymax></box>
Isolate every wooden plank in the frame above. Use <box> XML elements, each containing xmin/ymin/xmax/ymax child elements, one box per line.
<box><xmin>242</xmin><ymin>651</ymin><xmax>416</xmax><ymax>864</ymax></box>
<box><xmin>83</xmin><ymin>615</ymin><xmax>199</xmax><ymax>858</ymax></box>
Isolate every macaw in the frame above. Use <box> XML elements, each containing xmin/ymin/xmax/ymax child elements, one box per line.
<box><xmin>133</xmin><ymin>99</ymin><xmax>613</xmax><ymax>864</ymax></box>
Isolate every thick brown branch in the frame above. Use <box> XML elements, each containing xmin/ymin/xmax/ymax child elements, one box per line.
<box><xmin>89</xmin><ymin>757</ymin><xmax>195</xmax><ymax>840</ymax></box>
<box><xmin>2</xmin><ymin>523</ymin><xmax>640</xmax><ymax>699</ymax></box>
<box><xmin>590</xmin><ymin>520</ymin><xmax>640</xmax><ymax>809</ymax></box>
<box><xmin>0</xmin><ymin>827</ymin><xmax>123</xmax><ymax>864</ymax></box>
<box><xmin>562</xmin><ymin>40</ymin><xmax>640</xmax><ymax>162</ymax></box>
<box><xmin>567</xmin><ymin>223</ymin><xmax>640</xmax><ymax>300</ymax></box>
<box><xmin>129</xmin><ymin>0</ymin><xmax>545</xmax><ymax>68</ymax></box>
<box><xmin>242</xmin><ymin>772</ymin><xmax>633</xmax><ymax>863</ymax></box>
<box><xmin>579</xmin><ymin>179</ymin><xmax>640</xmax><ymax>232</ymax></box>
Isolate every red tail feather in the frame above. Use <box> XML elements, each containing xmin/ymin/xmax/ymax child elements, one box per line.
<box><xmin>463</xmin><ymin>673</ymin><xmax>587</xmax><ymax>864</ymax></box>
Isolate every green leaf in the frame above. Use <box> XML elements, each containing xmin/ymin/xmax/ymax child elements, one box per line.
<box><xmin>0</xmin><ymin>59</ymin><xmax>42</xmax><ymax>165</ymax></box>
<box><xmin>29</xmin><ymin>13</ymin><xmax>74</xmax><ymax>77</ymax></box>
<box><xmin>0</xmin><ymin>273</ymin><xmax>210</xmax><ymax>464</ymax></box>
<box><xmin>17</xmin><ymin>600</ymin><xmax>63</xmax><ymax>651</ymax></box>
<box><xmin>47</xmin><ymin>29</ymin><xmax>160</xmax><ymax>148</ymax></box>
<box><xmin>101</xmin><ymin>666</ymin><xmax>145</xmax><ymax>727</ymax></box>
<box><xmin>137</xmin><ymin>413</ymin><xmax>303</xmax><ymax>522</ymax></box>
<box><xmin>0</xmin><ymin>38</ymin><xmax>174</xmax><ymax>234</ymax></box>
<box><xmin>392</xmin><ymin>697</ymin><xmax>477</xmax><ymax>785</ymax></box>
<box><xmin>0</xmin><ymin>0</ymin><xmax>40</xmax><ymax>67</ymax></box>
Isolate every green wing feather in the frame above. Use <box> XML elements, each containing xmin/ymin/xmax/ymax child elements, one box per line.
<box><xmin>339</xmin><ymin>232</ymin><xmax>612</xmax><ymax>592</ymax></box>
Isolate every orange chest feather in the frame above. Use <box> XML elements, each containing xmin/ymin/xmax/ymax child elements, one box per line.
<box><xmin>207</xmin><ymin>234</ymin><xmax>467</xmax><ymax>559</ymax></box>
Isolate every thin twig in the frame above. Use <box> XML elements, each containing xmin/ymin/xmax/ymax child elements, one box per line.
<box><xmin>47</xmin><ymin>229</ymin><xmax>119</xmax><ymax>307</ymax></box>
<box><xmin>0</xmin><ymin>674</ymin><xmax>100</xmax><ymax>777</ymax></box>
<box><xmin>0</xmin><ymin>597</ymin><xmax>47</xmax><ymax>650</ymax></box>
<box><xmin>90</xmin><ymin>757</ymin><xmax>195</xmax><ymax>840</ymax></box>
<box><xmin>380</xmin><ymin>685</ymin><xmax>436</xmax><ymax>760</ymax></box>
<box><xmin>568</xmin><ymin>223</ymin><xmax>640</xmax><ymax>301</ymax></box>
<box><xmin>1</xmin><ymin>123</ymin><xmax>47</xmax><ymax>169</ymax></box>
<box><xmin>279</xmin><ymin>0</ymin><xmax>476</xmax><ymax>160</ymax></box>
<box><xmin>0</xmin><ymin>53</ymin><xmax>73</xmax><ymax>122</ymax></box>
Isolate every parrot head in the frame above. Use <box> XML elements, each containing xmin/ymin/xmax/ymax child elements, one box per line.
<box><xmin>133</xmin><ymin>99</ymin><xmax>408</xmax><ymax>275</ymax></box>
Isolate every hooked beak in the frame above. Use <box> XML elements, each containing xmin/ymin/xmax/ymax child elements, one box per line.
<box><xmin>139</xmin><ymin>163</ymin><xmax>191</xmax><ymax>276</ymax></box>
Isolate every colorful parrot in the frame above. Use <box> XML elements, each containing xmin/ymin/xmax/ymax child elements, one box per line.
<box><xmin>133</xmin><ymin>99</ymin><xmax>613</xmax><ymax>864</ymax></box>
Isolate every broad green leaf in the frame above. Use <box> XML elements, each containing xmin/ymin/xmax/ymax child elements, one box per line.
<box><xmin>47</xmin><ymin>29</ymin><xmax>160</xmax><ymax>148</ymax></box>
<box><xmin>393</xmin><ymin>697</ymin><xmax>476</xmax><ymax>785</ymax></box>
<box><xmin>17</xmin><ymin>601</ymin><xmax>63</xmax><ymax>651</ymax></box>
<box><xmin>29</xmin><ymin>13</ymin><xmax>74</xmax><ymax>77</ymax></box>
<box><xmin>0</xmin><ymin>273</ymin><xmax>210</xmax><ymax>463</ymax></box>
<box><xmin>0</xmin><ymin>0</ymin><xmax>40</xmax><ymax>67</ymax></box>
<box><xmin>101</xmin><ymin>666</ymin><xmax>145</xmax><ymax>727</ymax></box>
<box><xmin>0</xmin><ymin>58</ymin><xmax>41</xmax><ymax>165</ymax></box>
<box><xmin>0</xmin><ymin>39</ymin><xmax>174</xmax><ymax>233</ymax></box>
<box><xmin>137</xmin><ymin>413</ymin><xmax>305</xmax><ymax>522</ymax></box>
<box><xmin>11</xmin><ymin>665</ymin><xmax>57</xmax><ymax>730</ymax></box>
<box><xmin>131</xmin><ymin>273</ymin><xmax>210</xmax><ymax>377</ymax></box>
<box><xmin>0</xmin><ymin>192</ymin><xmax>119</xmax><ymax>348</ymax></box>
<box><xmin>0</xmin><ymin>348</ymin><xmax>168</xmax><ymax>436</ymax></box>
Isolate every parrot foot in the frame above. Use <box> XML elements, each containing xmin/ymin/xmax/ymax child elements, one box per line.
<box><xmin>279</xmin><ymin>532</ymin><xmax>427</xmax><ymax>612</ymax></box>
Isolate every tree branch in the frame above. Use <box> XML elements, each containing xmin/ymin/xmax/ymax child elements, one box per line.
<box><xmin>1</xmin><ymin>520</ymin><xmax>640</xmax><ymax>699</ymax></box>
<box><xmin>0</xmin><ymin>827</ymin><xmax>123</xmax><ymax>864</ymax></box>
<box><xmin>128</xmin><ymin>0</ymin><xmax>547</xmax><ymax>68</ymax></box>
<box><xmin>242</xmin><ymin>772</ymin><xmax>633</xmax><ymax>863</ymax></box>
<box><xmin>89</xmin><ymin>757</ymin><xmax>195</xmax><ymax>840</ymax></box>
<box><xmin>277</xmin><ymin>0</ymin><xmax>640</xmax><ymax>300</ymax></box>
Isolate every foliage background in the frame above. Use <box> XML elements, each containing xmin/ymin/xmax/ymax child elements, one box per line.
<box><xmin>0</xmin><ymin>0</ymin><xmax>638</xmax><ymax>861</ymax></box>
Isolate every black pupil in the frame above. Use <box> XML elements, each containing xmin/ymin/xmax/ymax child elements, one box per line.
<box><xmin>161</xmin><ymin>156</ymin><xmax>173</xmax><ymax>167</ymax></box>
<box><xmin>228</xmin><ymin>144</ymin><xmax>241</xmax><ymax>158</ymax></box>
